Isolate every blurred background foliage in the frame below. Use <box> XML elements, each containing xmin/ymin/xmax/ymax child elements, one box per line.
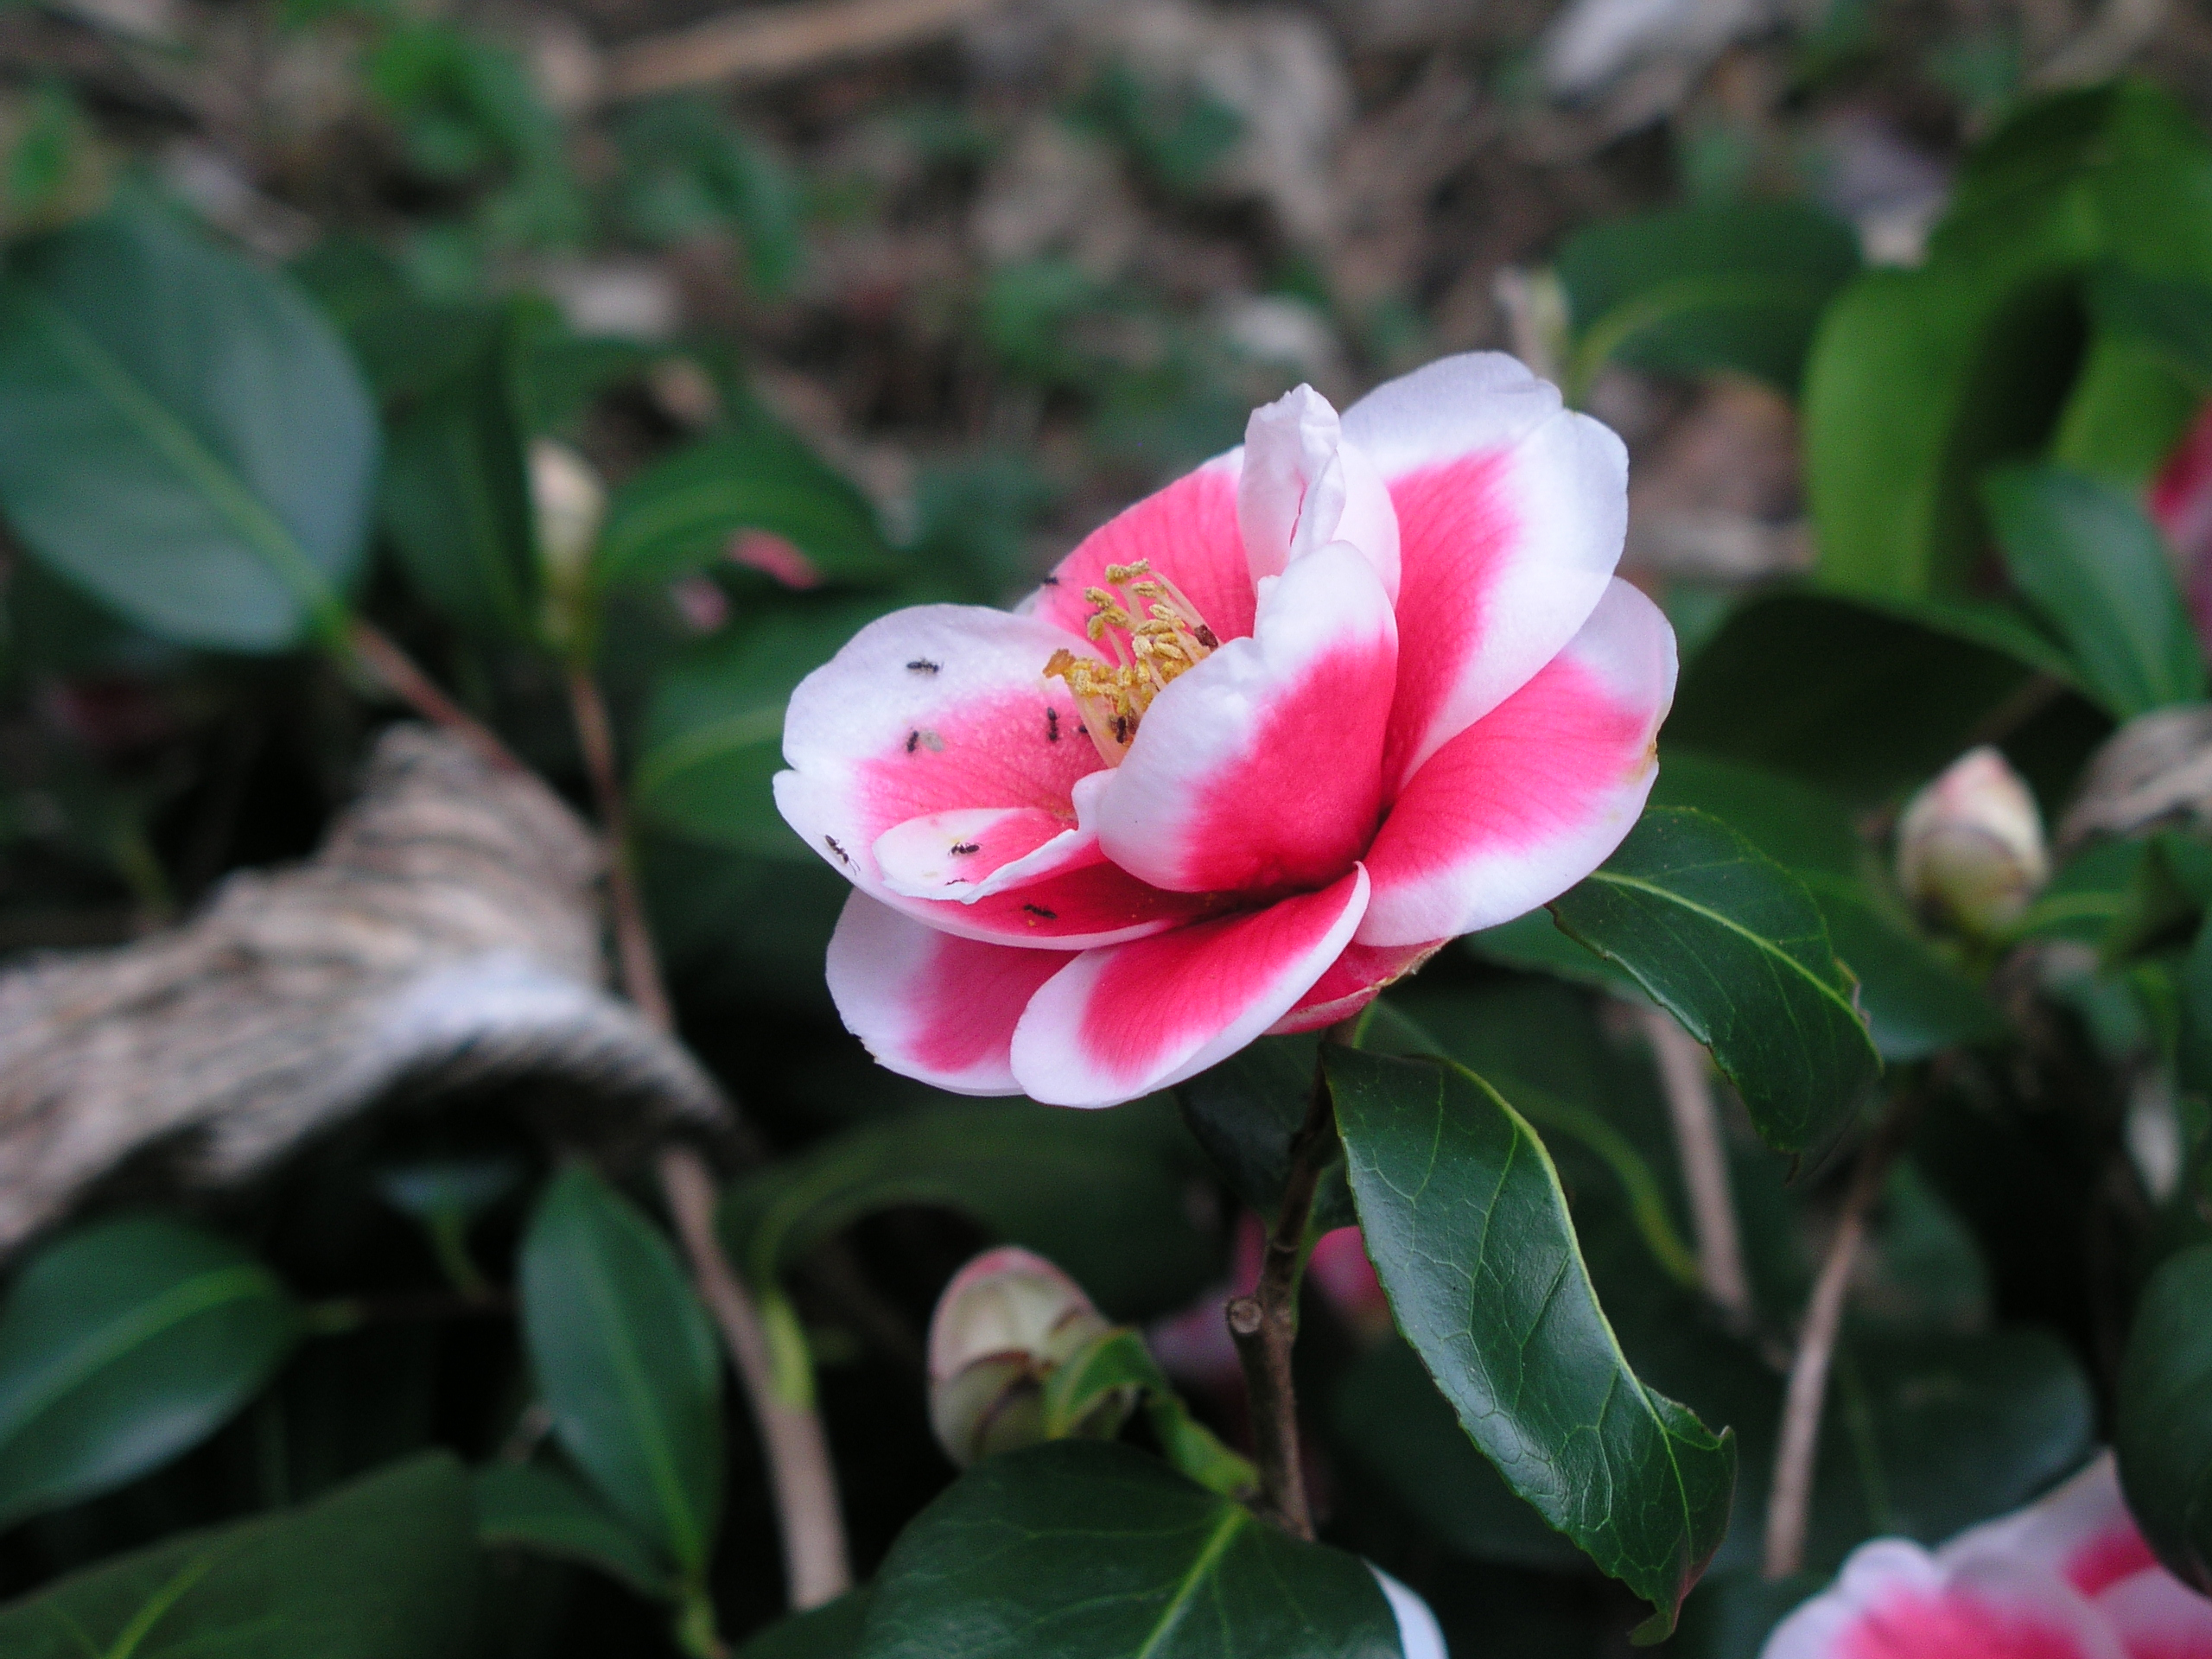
<box><xmin>0</xmin><ymin>0</ymin><xmax>2209</xmax><ymax>1650</ymax></box>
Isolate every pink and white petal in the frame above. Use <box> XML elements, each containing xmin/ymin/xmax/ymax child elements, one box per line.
<box><xmin>1370</xmin><ymin>1566</ymin><xmax>1447</xmax><ymax>1659</ymax></box>
<box><xmin>1022</xmin><ymin>453</ymin><xmax>1257</xmax><ymax>644</ymax></box>
<box><xmin>1357</xmin><ymin>578</ymin><xmax>1674</xmax><ymax>948</ymax></box>
<box><xmin>1941</xmin><ymin>1457</ymin><xmax>2156</xmax><ymax>1598</ymax></box>
<box><xmin>825</xmin><ymin>893</ymin><xmax>1074</xmax><ymax>1095</ymax></box>
<box><xmin>1339</xmin><ymin>353</ymin><xmax>1629</xmax><ymax>789</ymax></box>
<box><xmin>1268</xmin><ymin>938</ymin><xmax>1446</xmax><ymax>1033</ymax></box>
<box><xmin>875</xmin><ymin>806</ymin><xmax>1083</xmax><ymax>900</ymax></box>
<box><xmin>1763</xmin><ymin>1542</ymin><xmax>2122</xmax><ymax>1659</ymax></box>
<box><xmin>1238</xmin><ymin>385</ymin><xmax>1401</xmax><ymax>601</ymax></box>
<box><xmin>1095</xmin><ymin>543</ymin><xmax>1397</xmax><ymax>895</ymax></box>
<box><xmin>2098</xmin><ymin>1569</ymin><xmax>2212</xmax><ymax>1659</ymax></box>
<box><xmin>1009</xmin><ymin>868</ymin><xmax>1370</xmax><ymax>1108</ymax></box>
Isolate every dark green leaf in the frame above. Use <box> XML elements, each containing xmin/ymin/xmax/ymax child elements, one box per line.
<box><xmin>1983</xmin><ymin>463</ymin><xmax>2204</xmax><ymax>718</ymax></box>
<box><xmin>0</xmin><ymin>199</ymin><xmax>376</xmax><ymax>651</ymax></box>
<box><xmin>2117</xmin><ymin>1242</ymin><xmax>2212</xmax><ymax>1592</ymax></box>
<box><xmin>596</xmin><ymin>417</ymin><xmax>893</xmax><ymax>590</ymax></box>
<box><xmin>378</xmin><ymin>308</ymin><xmax>540</xmax><ymax>644</ymax></box>
<box><xmin>1548</xmin><ymin>808</ymin><xmax>1881</xmax><ymax>1154</ymax></box>
<box><xmin>0</xmin><ymin>1452</ymin><xmax>477</xmax><ymax>1657</ymax></box>
<box><xmin>1176</xmin><ymin>1033</ymin><xmax>1357</xmax><ymax>1234</ymax></box>
<box><xmin>1329</xmin><ymin>1048</ymin><xmax>1735</xmax><ymax>1639</ymax></box>
<box><xmin>1465</xmin><ymin>906</ymin><xmax>1649</xmax><ymax>1001</ymax></box>
<box><xmin>473</xmin><ymin>1461</ymin><xmax>676</xmax><ymax>1599</ymax></box>
<box><xmin>1809</xmin><ymin>82</ymin><xmax>2212</xmax><ymax>601</ymax></box>
<box><xmin>855</xmin><ymin>1440</ymin><xmax>1400</xmax><ymax>1659</ymax></box>
<box><xmin>518</xmin><ymin>1166</ymin><xmax>722</xmax><ymax>1576</ymax></box>
<box><xmin>2091</xmin><ymin>264</ymin><xmax>2212</xmax><ymax>390</ymax></box>
<box><xmin>0</xmin><ymin>1216</ymin><xmax>301</xmax><ymax>1529</ymax></box>
<box><xmin>1332</xmin><ymin>1339</ymin><xmax>1585</xmax><ymax>1570</ymax></box>
<box><xmin>1651</xmin><ymin>752</ymin><xmax>2005</xmax><ymax>1061</ymax></box>
<box><xmin>1557</xmin><ymin>200</ymin><xmax>1861</xmax><ymax>397</ymax></box>
<box><xmin>737</xmin><ymin>1590</ymin><xmax>871</xmax><ymax>1658</ymax></box>
<box><xmin>1664</xmin><ymin>592</ymin><xmax>2046</xmax><ymax>803</ymax></box>
<box><xmin>721</xmin><ymin>1094</ymin><xmax>1218</xmax><ymax>1321</ymax></box>
<box><xmin>632</xmin><ymin>598</ymin><xmax>887</xmax><ymax>858</ymax></box>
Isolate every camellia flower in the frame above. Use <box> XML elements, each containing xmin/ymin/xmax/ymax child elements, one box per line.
<box><xmin>1894</xmin><ymin>745</ymin><xmax>2050</xmax><ymax>937</ymax></box>
<box><xmin>1763</xmin><ymin>1453</ymin><xmax>2212</xmax><ymax>1659</ymax></box>
<box><xmin>775</xmin><ymin>354</ymin><xmax>1674</xmax><ymax>1107</ymax></box>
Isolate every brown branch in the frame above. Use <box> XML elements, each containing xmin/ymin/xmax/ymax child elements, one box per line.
<box><xmin>347</xmin><ymin>621</ymin><xmax>522</xmax><ymax>774</ymax></box>
<box><xmin>1637</xmin><ymin>1006</ymin><xmax>1751</xmax><ymax>1320</ymax></box>
<box><xmin>1763</xmin><ymin>1096</ymin><xmax>1918</xmax><ymax>1580</ymax></box>
<box><xmin>562</xmin><ymin>664</ymin><xmax>852</xmax><ymax>1611</ymax></box>
<box><xmin>1224</xmin><ymin>1021</ymin><xmax>1357</xmax><ymax>1539</ymax></box>
<box><xmin>605</xmin><ymin>0</ymin><xmax>1011</xmax><ymax>101</ymax></box>
<box><xmin>660</xmin><ymin>1144</ymin><xmax>853</xmax><ymax>1609</ymax></box>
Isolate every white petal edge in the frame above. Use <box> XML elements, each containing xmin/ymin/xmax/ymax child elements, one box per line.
<box><xmin>1240</xmin><ymin>385</ymin><xmax>1401</xmax><ymax>602</ymax></box>
<box><xmin>1370</xmin><ymin>1565</ymin><xmax>1449</xmax><ymax>1659</ymax></box>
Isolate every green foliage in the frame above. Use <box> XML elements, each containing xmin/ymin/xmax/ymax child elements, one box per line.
<box><xmin>1329</xmin><ymin>1048</ymin><xmax>1735</xmax><ymax>1640</ymax></box>
<box><xmin>518</xmin><ymin>1166</ymin><xmax>724</xmax><ymax>1581</ymax></box>
<box><xmin>0</xmin><ymin>1217</ymin><xmax>301</xmax><ymax>1529</ymax></box>
<box><xmin>1982</xmin><ymin>462</ymin><xmax>2205</xmax><ymax>717</ymax></box>
<box><xmin>1549</xmin><ymin>808</ymin><xmax>1881</xmax><ymax>1155</ymax></box>
<box><xmin>378</xmin><ymin>305</ymin><xmax>542</xmax><ymax>645</ymax></box>
<box><xmin>1555</xmin><ymin>200</ymin><xmax>1861</xmax><ymax>397</ymax></box>
<box><xmin>0</xmin><ymin>198</ymin><xmax>377</xmax><ymax>651</ymax></box>
<box><xmin>614</xmin><ymin>99</ymin><xmax>800</xmax><ymax>294</ymax></box>
<box><xmin>2117</xmin><ymin>1243</ymin><xmax>2212</xmax><ymax>1592</ymax></box>
<box><xmin>0</xmin><ymin>1454</ymin><xmax>479</xmax><ymax>1658</ymax></box>
<box><xmin>854</xmin><ymin>1441</ymin><xmax>1399</xmax><ymax>1658</ymax></box>
<box><xmin>474</xmin><ymin>1460</ymin><xmax>677</xmax><ymax>1599</ymax></box>
<box><xmin>1808</xmin><ymin>81</ymin><xmax>2212</xmax><ymax>601</ymax></box>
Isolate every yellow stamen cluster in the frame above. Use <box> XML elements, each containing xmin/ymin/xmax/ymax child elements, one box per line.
<box><xmin>1044</xmin><ymin>560</ymin><xmax>1219</xmax><ymax>765</ymax></box>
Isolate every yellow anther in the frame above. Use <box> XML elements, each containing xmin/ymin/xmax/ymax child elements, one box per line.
<box><xmin>1044</xmin><ymin>563</ymin><xmax>1219</xmax><ymax>766</ymax></box>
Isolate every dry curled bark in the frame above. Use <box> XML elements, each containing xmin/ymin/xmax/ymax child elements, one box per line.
<box><xmin>0</xmin><ymin>724</ymin><xmax>721</xmax><ymax>1255</ymax></box>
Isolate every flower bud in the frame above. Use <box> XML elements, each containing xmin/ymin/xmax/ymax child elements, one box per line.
<box><xmin>1896</xmin><ymin>746</ymin><xmax>2050</xmax><ymax>935</ymax></box>
<box><xmin>529</xmin><ymin>439</ymin><xmax>606</xmax><ymax>625</ymax></box>
<box><xmin>926</xmin><ymin>1246</ymin><xmax>1121</xmax><ymax>1467</ymax></box>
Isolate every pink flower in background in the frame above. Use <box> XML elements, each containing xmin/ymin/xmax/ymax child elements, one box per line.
<box><xmin>2152</xmin><ymin>404</ymin><xmax>2212</xmax><ymax>646</ymax></box>
<box><xmin>1764</xmin><ymin>1454</ymin><xmax>2212</xmax><ymax>1659</ymax></box>
<box><xmin>776</xmin><ymin>353</ymin><xmax>1674</xmax><ymax>1107</ymax></box>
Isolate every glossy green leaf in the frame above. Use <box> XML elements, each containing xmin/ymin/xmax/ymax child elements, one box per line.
<box><xmin>2117</xmin><ymin>1242</ymin><xmax>2212</xmax><ymax>1592</ymax></box>
<box><xmin>737</xmin><ymin>1591</ymin><xmax>871</xmax><ymax>1658</ymax></box>
<box><xmin>1042</xmin><ymin>1325</ymin><xmax>1255</xmax><ymax>1500</ymax></box>
<box><xmin>1328</xmin><ymin>1047</ymin><xmax>1736</xmax><ymax>1639</ymax></box>
<box><xmin>0</xmin><ymin>198</ymin><xmax>375</xmax><ymax>651</ymax></box>
<box><xmin>1548</xmin><ymin>807</ymin><xmax>1881</xmax><ymax>1154</ymax></box>
<box><xmin>1652</xmin><ymin>752</ymin><xmax>2005</xmax><ymax>1061</ymax></box>
<box><xmin>633</xmin><ymin>597</ymin><xmax>887</xmax><ymax>858</ymax></box>
<box><xmin>0</xmin><ymin>1452</ymin><xmax>477</xmax><ymax>1658</ymax></box>
<box><xmin>1332</xmin><ymin>1338</ymin><xmax>1585</xmax><ymax>1570</ymax></box>
<box><xmin>1664</xmin><ymin>592</ymin><xmax>2046</xmax><ymax>804</ymax></box>
<box><xmin>473</xmin><ymin>1460</ymin><xmax>676</xmax><ymax>1599</ymax></box>
<box><xmin>518</xmin><ymin>1166</ymin><xmax>723</xmax><ymax>1576</ymax></box>
<box><xmin>0</xmin><ymin>1217</ymin><xmax>302</xmax><ymax>1529</ymax></box>
<box><xmin>855</xmin><ymin>1440</ymin><xmax>1401</xmax><ymax>1659</ymax></box>
<box><xmin>1984</xmin><ymin>463</ymin><xmax>2204</xmax><ymax>718</ymax></box>
<box><xmin>721</xmin><ymin>1094</ymin><xmax>1218</xmax><ymax>1321</ymax></box>
<box><xmin>1176</xmin><ymin>1033</ymin><xmax>1357</xmax><ymax>1234</ymax></box>
<box><xmin>596</xmin><ymin>417</ymin><xmax>893</xmax><ymax>589</ymax></box>
<box><xmin>1557</xmin><ymin>200</ymin><xmax>1860</xmax><ymax>397</ymax></box>
<box><xmin>378</xmin><ymin>308</ymin><xmax>540</xmax><ymax>644</ymax></box>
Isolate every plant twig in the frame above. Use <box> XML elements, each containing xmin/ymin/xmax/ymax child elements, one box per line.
<box><xmin>1762</xmin><ymin>1096</ymin><xmax>1917</xmax><ymax>1580</ymax></box>
<box><xmin>352</xmin><ymin>626</ymin><xmax>852</xmax><ymax>1610</ymax></box>
<box><xmin>605</xmin><ymin>0</ymin><xmax>1010</xmax><ymax>101</ymax></box>
<box><xmin>1224</xmin><ymin>1021</ymin><xmax>1356</xmax><ymax>1539</ymax></box>
<box><xmin>565</xmin><ymin>664</ymin><xmax>673</xmax><ymax>1033</ymax></box>
<box><xmin>660</xmin><ymin>1143</ymin><xmax>853</xmax><ymax>1608</ymax></box>
<box><xmin>347</xmin><ymin>620</ymin><xmax>521</xmax><ymax>774</ymax></box>
<box><xmin>1637</xmin><ymin>1005</ymin><xmax>1751</xmax><ymax>1320</ymax></box>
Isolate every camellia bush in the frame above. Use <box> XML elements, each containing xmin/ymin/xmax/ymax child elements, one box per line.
<box><xmin>0</xmin><ymin>45</ymin><xmax>2209</xmax><ymax>1659</ymax></box>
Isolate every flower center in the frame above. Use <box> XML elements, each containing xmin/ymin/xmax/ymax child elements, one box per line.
<box><xmin>1044</xmin><ymin>560</ymin><xmax>1219</xmax><ymax>766</ymax></box>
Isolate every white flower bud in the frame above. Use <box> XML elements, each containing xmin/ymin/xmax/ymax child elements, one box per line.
<box><xmin>529</xmin><ymin>438</ymin><xmax>607</xmax><ymax>594</ymax></box>
<box><xmin>925</xmin><ymin>1246</ymin><xmax>1120</xmax><ymax>1467</ymax></box>
<box><xmin>1896</xmin><ymin>746</ymin><xmax>2050</xmax><ymax>936</ymax></box>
